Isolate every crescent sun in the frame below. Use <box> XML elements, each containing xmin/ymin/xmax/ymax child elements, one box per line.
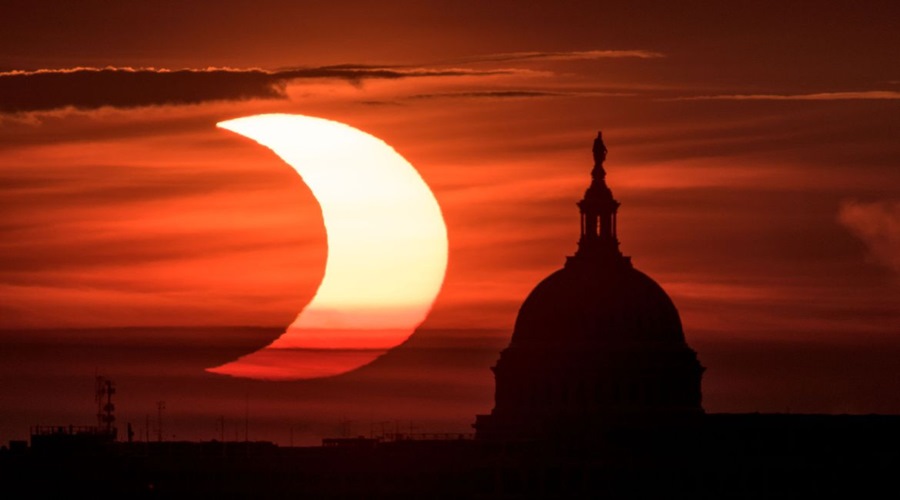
<box><xmin>207</xmin><ymin>114</ymin><xmax>448</xmax><ymax>380</ymax></box>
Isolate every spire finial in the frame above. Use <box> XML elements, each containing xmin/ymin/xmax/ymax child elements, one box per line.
<box><xmin>592</xmin><ymin>131</ymin><xmax>607</xmax><ymax>166</ymax></box>
<box><xmin>591</xmin><ymin>131</ymin><xmax>608</xmax><ymax>182</ymax></box>
<box><xmin>571</xmin><ymin>130</ymin><xmax>626</xmax><ymax>265</ymax></box>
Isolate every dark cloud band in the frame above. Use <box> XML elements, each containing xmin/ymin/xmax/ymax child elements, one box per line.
<box><xmin>0</xmin><ymin>66</ymin><xmax>514</xmax><ymax>113</ymax></box>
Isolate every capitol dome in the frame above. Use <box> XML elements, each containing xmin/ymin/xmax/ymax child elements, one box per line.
<box><xmin>475</xmin><ymin>132</ymin><xmax>705</xmax><ymax>443</ymax></box>
<box><xmin>511</xmin><ymin>265</ymin><xmax>685</xmax><ymax>347</ymax></box>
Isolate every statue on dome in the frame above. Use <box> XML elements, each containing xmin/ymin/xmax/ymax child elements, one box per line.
<box><xmin>592</xmin><ymin>131</ymin><xmax>607</xmax><ymax>166</ymax></box>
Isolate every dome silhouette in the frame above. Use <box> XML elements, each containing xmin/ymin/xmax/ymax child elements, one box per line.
<box><xmin>475</xmin><ymin>131</ymin><xmax>704</xmax><ymax>442</ymax></box>
<box><xmin>512</xmin><ymin>265</ymin><xmax>685</xmax><ymax>347</ymax></box>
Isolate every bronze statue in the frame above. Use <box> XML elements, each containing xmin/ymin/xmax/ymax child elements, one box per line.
<box><xmin>592</xmin><ymin>131</ymin><xmax>607</xmax><ymax>166</ymax></box>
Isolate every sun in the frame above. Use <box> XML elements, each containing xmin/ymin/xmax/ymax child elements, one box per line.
<box><xmin>207</xmin><ymin>114</ymin><xmax>448</xmax><ymax>380</ymax></box>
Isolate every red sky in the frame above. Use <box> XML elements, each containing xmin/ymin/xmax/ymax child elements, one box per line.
<box><xmin>1</xmin><ymin>1</ymin><xmax>899</xmax><ymax>444</ymax></box>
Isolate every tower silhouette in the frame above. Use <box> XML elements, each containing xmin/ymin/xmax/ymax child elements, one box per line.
<box><xmin>475</xmin><ymin>132</ymin><xmax>705</xmax><ymax>442</ymax></box>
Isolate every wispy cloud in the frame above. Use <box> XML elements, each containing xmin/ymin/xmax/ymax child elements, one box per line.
<box><xmin>447</xmin><ymin>50</ymin><xmax>664</xmax><ymax>64</ymax></box>
<box><xmin>674</xmin><ymin>90</ymin><xmax>900</xmax><ymax>101</ymax></box>
<box><xmin>411</xmin><ymin>90</ymin><xmax>566</xmax><ymax>100</ymax></box>
<box><xmin>358</xmin><ymin>89</ymin><xmax>635</xmax><ymax>106</ymax></box>
<box><xmin>838</xmin><ymin>199</ymin><xmax>900</xmax><ymax>274</ymax></box>
<box><xmin>407</xmin><ymin>90</ymin><xmax>633</xmax><ymax>100</ymax></box>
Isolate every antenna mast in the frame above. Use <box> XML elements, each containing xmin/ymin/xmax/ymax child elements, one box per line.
<box><xmin>95</xmin><ymin>376</ymin><xmax>116</xmax><ymax>437</ymax></box>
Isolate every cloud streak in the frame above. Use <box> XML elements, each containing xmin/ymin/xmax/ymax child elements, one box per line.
<box><xmin>446</xmin><ymin>50</ymin><xmax>664</xmax><ymax>64</ymax></box>
<box><xmin>0</xmin><ymin>66</ymin><xmax>519</xmax><ymax>113</ymax></box>
<box><xmin>406</xmin><ymin>90</ymin><xmax>634</xmax><ymax>101</ymax></box>
<box><xmin>675</xmin><ymin>91</ymin><xmax>900</xmax><ymax>101</ymax></box>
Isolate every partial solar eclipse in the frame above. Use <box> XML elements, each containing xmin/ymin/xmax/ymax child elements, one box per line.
<box><xmin>207</xmin><ymin>114</ymin><xmax>448</xmax><ymax>380</ymax></box>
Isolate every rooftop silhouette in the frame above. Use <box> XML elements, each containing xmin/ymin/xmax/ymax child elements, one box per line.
<box><xmin>475</xmin><ymin>131</ymin><xmax>703</xmax><ymax>442</ymax></box>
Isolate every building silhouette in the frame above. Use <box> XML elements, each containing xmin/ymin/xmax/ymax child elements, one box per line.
<box><xmin>476</xmin><ymin>132</ymin><xmax>704</xmax><ymax>443</ymax></box>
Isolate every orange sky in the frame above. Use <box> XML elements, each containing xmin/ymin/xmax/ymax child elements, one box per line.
<box><xmin>1</xmin><ymin>1</ymin><xmax>899</xmax><ymax>444</ymax></box>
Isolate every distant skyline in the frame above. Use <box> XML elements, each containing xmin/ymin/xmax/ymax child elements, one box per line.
<box><xmin>1</xmin><ymin>2</ymin><xmax>898</xmax><ymax>444</ymax></box>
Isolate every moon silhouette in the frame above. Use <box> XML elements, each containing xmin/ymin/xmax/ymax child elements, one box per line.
<box><xmin>207</xmin><ymin>114</ymin><xmax>448</xmax><ymax>380</ymax></box>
